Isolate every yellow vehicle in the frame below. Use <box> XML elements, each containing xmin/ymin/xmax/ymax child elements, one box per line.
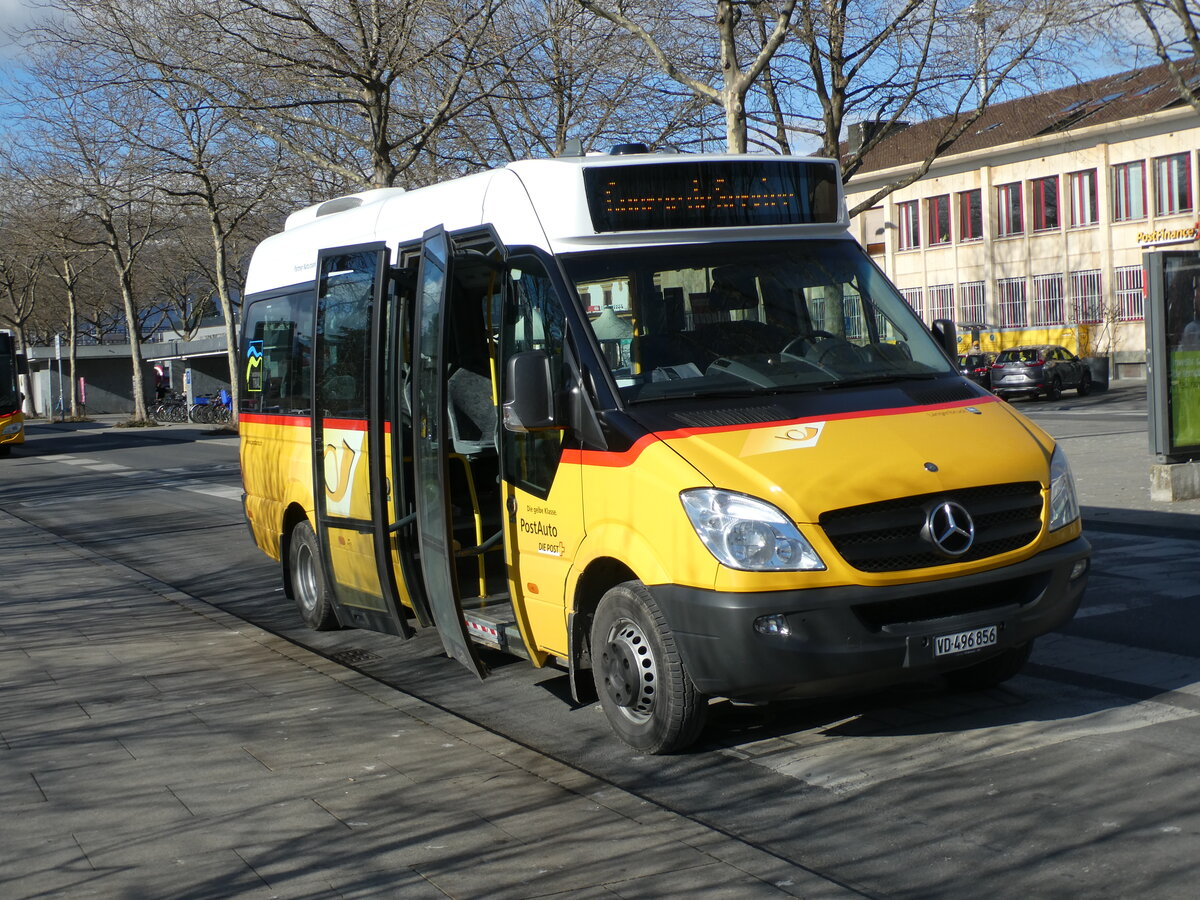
<box><xmin>0</xmin><ymin>332</ymin><xmax>24</xmax><ymax>456</ymax></box>
<box><xmin>239</xmin><ymin>150</ymin><xmax>1090</xmax><ymax>752</ymax></box>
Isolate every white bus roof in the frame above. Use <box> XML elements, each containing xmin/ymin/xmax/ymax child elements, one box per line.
<box><xmin>244</xmin><ymin>152</ymin><xmax>850</xmax><ymax>297</ymax></box>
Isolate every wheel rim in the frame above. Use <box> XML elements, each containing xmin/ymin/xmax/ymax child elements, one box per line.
<box><xmin>599</xmin><ymin>616</ymin><xmax>658</xmax><ymax>723</ymax></box>
<box><xmin>294</xmin><ymin>541</ymin><xmax>320</xmax><ymax>616</ymax></box>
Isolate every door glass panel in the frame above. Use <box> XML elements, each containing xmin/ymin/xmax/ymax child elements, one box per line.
<box><xmin>412</xmin><ymin>228</ymin><xmax>485</xmax><ymax>676</ymax></box>
<box><xmin>315</xmin><ymin>247</ymin><xmax>387</xmax><ymax>612</ymax></box>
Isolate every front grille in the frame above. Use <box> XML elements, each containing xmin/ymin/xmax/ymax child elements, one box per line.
<box><xmin>819</xmin><ymin>482</ymin><xmax>1043</xmax><ymax>572</ymax></box>
<box><xmin>853</xmin><ymin>572</ymin><xmax>1048</xmax><ymax>630</ymax></box>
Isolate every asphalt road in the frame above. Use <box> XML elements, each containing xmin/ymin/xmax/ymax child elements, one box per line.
<box><xmin>3</xmin><ymin>389</ymin><xmax>1199</xmax><ymax>898</ymax></box>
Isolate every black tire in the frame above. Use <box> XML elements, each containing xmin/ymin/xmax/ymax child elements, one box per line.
<box><xmin>591</xmin><ymin>581</ymin><xmax>708</xmax><ymax>754</ymax></box>
<box><xmin>1077</xmin><ymin>371</ymin><xmax>1092</xmax><ymax>396</ymax></box>
<box><xmin>288</xmin><ymin>521</ymin><xmax>339</xmax><ymax>631</ymax></box>
<box><xmin>1044</xmin><ymin>377</ymin><xmax>1062</xmax><ymax>401</ymax></box>
<box><xmin>944</xmin><ymin>641</ymin><xmax>1032</xmax><ymax>691</ymax></box>
<box><xmin>0</xmin><ymin>445</ymin><xmax>10</xmax><ymax>457</ymax></box>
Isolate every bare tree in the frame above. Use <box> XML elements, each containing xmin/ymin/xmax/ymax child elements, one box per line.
<box><xmin>0</xmin><ymin>204</ymin><xmax>48</xmax><ymax>417</ymax></box>
<box><xmin>1127</xmin><ymin>0</ymin><xmax>1200</xmax><ymax>110</ymax></box>
<box><xmin>12</xmin><ymin>49</ymin><xmax>171</xmax><ymax>423</ymax></box>
<box><xmin>578</xmin><ymin>0</ymin><xmax>800</xmax><ymax>152</ymax></box>
<box><xmin>163</xmin><ymin>0</ymin><xmax>510</xmax><ymax>189</ymax></box>
<box><xmin>780</xmin><ymin>0</ymin><xmax>1101</xmax><ymax>213</ymax></box>
<box><xmin>456</xmin><ymin>0</ymin><xmax>707</xmax><ymax>163</ymax></box>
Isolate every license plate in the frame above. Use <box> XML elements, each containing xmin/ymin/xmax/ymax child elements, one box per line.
<box><xmin>1000</xmin><ymin>374</ymin><xmax>1025</xmax><ymax>384</ymax></box>
<box><xmin>934</xmin><ymin>625</ymin><xmax>998</xmax><ymax>656</ymax></box>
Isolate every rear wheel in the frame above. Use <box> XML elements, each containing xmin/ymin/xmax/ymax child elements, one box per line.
<box><xmin>1044</xmin><ymin>377</ymin><xmax>1062</xmax><ymax>401</ymax></box>
<box><xmin>288</xmin><ymin>521</ymin><xmax>339</xmax><ymax>631</ymax></box>
<box><xmin>591</xmin><ymin>581</ymin><xmax>708</xmax><ymax>754</ymax></box>
<box><xmin>944</xmin><ymin>641</ymin><xmax>1032</xmax><ymax>691</ymax></box>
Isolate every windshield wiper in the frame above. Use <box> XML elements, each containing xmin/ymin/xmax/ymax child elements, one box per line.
<box><xmin>823</xmin><ymin>372</ymin><xmax>941</xmax><ymax>389</ymax></box>
<box><xmin>628</xmin><ymin>383</ymin><xmax>823</xmax><ymax>404</ymax></box>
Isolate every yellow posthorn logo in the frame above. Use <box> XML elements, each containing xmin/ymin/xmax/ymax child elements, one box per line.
<box><xmin>741</xmin><ymin>421</ymin><xmax>826</xmax><ymax>457</ymax></box>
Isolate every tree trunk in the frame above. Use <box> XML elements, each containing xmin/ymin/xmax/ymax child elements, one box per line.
<box><xmin>115</xmin><ymin>263</ymin><xmax>149</xmax><ymax>422</ymax></box>
<box><xmin>724</xmin><ymin>91</ymin><xmax>747</xmax><ymax>153</ymax></box>
<box><xmin>208</xmin><ymin>220</ymin><xmax>239</xmax><ymax>426</ymax></box>
<box><xmin>15</xmin><ymin>327</ymin><xmax>38</xmax><ymax>418</ymax></box>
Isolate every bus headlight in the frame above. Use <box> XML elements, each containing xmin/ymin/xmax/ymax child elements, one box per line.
<box><xmin>1049</xmin><ymin>445</ymin><xmax>1080</xmax><ymax>531</ymax></box>
<box><xmin>681</xmin><ymin>488</ymin><xmax>824</xmax><ymax>571</ymax></box>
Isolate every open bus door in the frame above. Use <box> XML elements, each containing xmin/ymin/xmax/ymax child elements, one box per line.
<box><xmin>312</xmin><ymin>244</ymin><xmax>414</xmax><ymax>638</ymax></box>
<box><xmin>410</xmin><ymin>226</ymin><xmax>488</xmax><ymax>678</ymax></box>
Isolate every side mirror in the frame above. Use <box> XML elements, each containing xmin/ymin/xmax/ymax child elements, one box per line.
<box><xmin>931</xmin><ymin>318</ymin><xmax>957</xmax><ymax>359</ymax></box>
<box><xmin>503</xmin><ymin>351</ymin><xmax>560</xmax><ymax>432</ymax></box>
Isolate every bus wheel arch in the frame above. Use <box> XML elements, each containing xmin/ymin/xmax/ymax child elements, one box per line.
<box><xmin>567</xmin><ymin>557</ymin><xmax>637</xmax><ymax>704</ymax></box>
<box><xmin>279</xmin><ymin>503</ymin><xmax>310</xmax><ymax>600</ymax></box>
<box><xmin>279</xmin><ymin>511</ymin><xmax>338</xmax><ymax>628</ymax></box>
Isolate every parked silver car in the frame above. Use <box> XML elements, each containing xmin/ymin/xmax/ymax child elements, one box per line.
<box><xmin>988</xmin><ymin>345</ymin><xmax>1092</xmax><ymax>400</ymax></box>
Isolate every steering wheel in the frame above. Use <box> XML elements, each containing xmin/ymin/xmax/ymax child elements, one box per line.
<box><xmin>780</xmin><ymin>330</ymin><xmax>839</xmax><ymax>360</ymax></box>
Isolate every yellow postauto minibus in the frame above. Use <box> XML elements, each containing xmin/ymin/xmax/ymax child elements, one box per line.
<box><xmin>239</xmin><ymin>150</ymin><xmax>1090</xmax><ymax>752</ymax></box>
<box><xmin>0</xmin><ymin>332</ymin><xmax>24</xmax><ymax>456</ymax></box>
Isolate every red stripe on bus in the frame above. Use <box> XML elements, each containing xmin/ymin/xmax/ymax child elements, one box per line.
<box><xmin>239</xmin><ymin>413</ymin><xmax>391</xmax><ymax>433</ymax></box>
<box><xmin>561</xmin><ymin>396</ymin><xmax>999</xmax><ymax>468</ymax></box>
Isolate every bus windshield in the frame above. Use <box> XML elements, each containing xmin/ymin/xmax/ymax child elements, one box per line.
<box><xmin>0</xmin><ymin>342</ymin><xmax>19</xmax><ymax>415</ymax></box>
<box><xmin>559</xmin><ymin>239</ymin><xmax>955</xmax><ymax>404</ymax></box>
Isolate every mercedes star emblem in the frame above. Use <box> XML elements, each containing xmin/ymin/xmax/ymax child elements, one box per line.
<box><xmin>923</xmin><ymin>501</ymin><xmax>975</xmax><ymax>557</ymax></box>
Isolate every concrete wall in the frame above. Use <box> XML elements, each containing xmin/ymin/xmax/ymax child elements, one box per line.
<box><xmin>30</xmin><ymin>359</ymin><xmax>156</xmax><ymax>415</ymax></box>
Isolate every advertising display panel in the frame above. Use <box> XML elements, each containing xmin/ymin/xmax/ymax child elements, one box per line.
<box><xmin>1145</xmin><ymin>250</ymin><xmax>1200</xmax><ymax>460</ymax></box>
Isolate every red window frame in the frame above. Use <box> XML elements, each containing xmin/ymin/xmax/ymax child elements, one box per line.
<box><xmin>1031</xmin><ymin>176</ymin><xmax>1060</xmax><ymax>231</ymax></box>
<box><xmin>958</xmin><ymin>189</ymin><xmax>982</xmax><ymax>241</ymax></box>
<box><xmin>897</xmin><ymin>200</ymin><xmax>920</xmax><ymax>250</ymax></box>
<box><xmin>1112</xmin><ymin>161</ymin><xmax>1146</xmax><ymax>222</ymax></box>
<box><xmin>928</xmin><ymin>195</ymin><xmax>951</xmax><ymax>245</ymax></box>
<box><xmin>1068</xmin><ymin>169</ymin><xmax>1098</xmax><ymax>227</ymax></box>
<box><xmin>997</xmin><ymin>183</ymin><xmax>1023</xmax><ymax>236</ymax></box>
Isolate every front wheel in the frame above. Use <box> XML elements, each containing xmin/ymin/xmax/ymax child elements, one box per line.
<box><xmin>288</xmin><ymin>521</ymin><xmax>339</xmax><ymax>631</ymax></box>
<box><xmin>1077</xmin><ymin>371</ymin><xmax>1092</xmax><ymax>396</ymax></box>
<box><xmin>591</xmin><ymin>581</ymin><xmax>708</xmax><ymax>754</ymax></box>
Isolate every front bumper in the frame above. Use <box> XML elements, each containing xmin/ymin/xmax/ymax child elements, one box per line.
<box><xmin>0</xmin><ymin>419</ymin><xmax>23</xmax><ymax>446</ymax></box>
<box><xmin>991</xmin><ymin>373</ymin><xmax>1048</xmax><ymax>395</ymax></box>
<box><xmin>649</xmin><ymin>536</ymin><xmax>1090</xmax><ymax>699</ymax></box>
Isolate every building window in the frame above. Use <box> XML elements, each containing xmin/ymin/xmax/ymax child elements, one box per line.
<box><xmin>997</xmin><ymin>277</ymin><xmax>1028</xmax><ymax>327</ymax></box>
<box><xmin>899</xmin><ymin>286</ymin><xmax>924</xmax><ymax>320</ymax></box>
<box><xmin>929</xmin><ymin>284</ymin><xmax>954</xmax><ymax>320</ymax></box>
<box><xmin>1115</xmin><ymin>265</ymin><xmax>1145</xmax><ymax>321</ymax></box>
<box><xmin>958</xmin><ymin>189</ymin><xmax>983</xmax><ymax>241</ymax></box>
<box><xmin>959</xmin><ymin>281</ymin><xmax>986</xmax><ymax>323</ymax></box>
<box><xmin>997</xmin><ymin>183</ymin><xmax>1023</xmax><ymax>236</ymax></box>
<box><xmin>864</xmin><ymin>206</ymin><xmax>885</xmax><ymax>255</ymax></box>
<box><xmin>1112</xmin><ymin>161</ymin><xmax>1146</xmax><ymax>221</ymax></box>
<box><xmin>1068</xmin><ymin>170</ymin><xmax>1098</xmax><ymax>227</ymax></box>
<box><xmin>1031</xmin><ymin>176</ymin><xmax>1060</xmax><ymax>231</ymax></box>
<box><xmin>928</xmin><ymin>195</ymin><xmax>951</xmax><ymax>245</ymax></box>
<box><xmin>897</xmin><ymin>200</ymin><xmax>920</xmax><ymax>250</ymax></box>
<box><xmin>1071</xmin><ymin>270</ymin><xmax>1103</xmax><ymax>324</ymax></box>
<box><xmin>1154</xmin><ymin>153</ymin><xmax>1192</xmax><ymax>216</ymax></box>
<box><xmin>1032</xmin><ymin>273</ymin><xmax>1065</xmax><ymax>325</ymax></box>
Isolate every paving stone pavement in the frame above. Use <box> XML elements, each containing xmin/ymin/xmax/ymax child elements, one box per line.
<box><xmin>5</xmin><ymin>391</ymin><xmax>1199</xmax><ymax>898</ymax></box>
<box><xmin>0</xmin><ymin>509</ymin><xmax>856</xmax><ymax>899</ymax></box>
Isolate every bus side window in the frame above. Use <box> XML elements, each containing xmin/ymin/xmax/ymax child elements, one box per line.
<box><xmin>242</xmin><ymin>291</ymin><xmax>313</xmax><ymax>415</ymax></box>
<box><xmin>501</xmin><ymin>258</ymin><xmax>567</xmax><ymax>498</ymax></box>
